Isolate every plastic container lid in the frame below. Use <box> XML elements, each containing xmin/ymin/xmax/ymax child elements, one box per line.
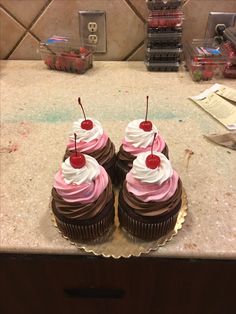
<box><xmin>40</xmin><ymin>36</ymin><xmax>95</xmax><ymax>55</ymax></box>
<box><xmin>184</xmin><ymin>39</ymin><xmax>227</xmax><ymax>65</ymax></box>
<box><xmin>146</xmin><ymin>0</ymin><xmax>182</xmax><ymax>10</ymax></box>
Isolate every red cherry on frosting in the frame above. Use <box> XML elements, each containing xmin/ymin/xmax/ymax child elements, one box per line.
<box><xmin>81</xmin><ymin>119</ymin><xmax>93</xmax><ymax>130</ymax></box>
<box><xmin>69</xmin><ymin>133</ymin><xmax>86</xmax><ymax>168</ymax></box>
<box><xmin>139</xmin><ymin>120</ymin><xmax>153</xmax><ymax>132</ymax></box>
<box><xmin>70</xmin><ymin>152</ymin><xmax>86</xmax><ymax>169</ymax></box>
<box><xmin>139</xmin><ymin>96</ymin><xmax>153</xmax><ymax>132</ymax></box>
<box><xmin>145</xmin><ymin>132</ymin><xmax>160</xmax><ymax>169</ymax></box>
<box><xmin>145</xmin><ymin>154</ymin><xmax>161</xmax><ymax>169</ymax></box>
<box><xmin>78</xmin><ymin>97</ymin><xmax>93</xmax><ymax>130</ymax></box>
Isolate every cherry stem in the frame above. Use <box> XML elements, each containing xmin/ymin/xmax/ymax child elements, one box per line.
<box><xmin>78</xmin><ymin>97</ymin><xmax>87</xmax><ymax>121</ymax></box>
<box><xmin>151</xmin><ymin>132</ymin><xmax>157</xmax><ymax>156</ymax></box>
<box><xmin>145</xmin><ymin>96</ymin><xmax>149</xmax><ymax>122</ymax></box>
<box><xmin>74</xmin><ymin>133</ymin><xmax>77</xmax><ymax>156</ymax></box>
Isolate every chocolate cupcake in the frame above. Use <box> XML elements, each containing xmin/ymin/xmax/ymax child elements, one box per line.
<box><xmin>118</xmin><ymin>151</ymin><xmax>182</xmax><ymax>241</ymax></box>
<box><xmin>116</xmin><ymin>96</ymin><xmax>169</xmax><ymax>185</ymax></box>
<box><xmin>116</xmin><ymin>119</ymin><xmax>169</xmax><ymax>185</ymax></box>
<box><xmin>64</xmin><ymin>98</ymin><xmax>116</xmax><ymax>184</ymax></box>
<box><xmin>52</xmin><ymin>152</ymin><xmax>115</xmax><ymax>241</ymax></box>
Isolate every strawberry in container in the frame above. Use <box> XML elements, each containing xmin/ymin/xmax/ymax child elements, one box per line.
<box><xmin>223</xmin><ymin>63</ymin><xmax>236</xmax><ymax>78</ymax></box>
<box><xmin>148</xmin><ymin>10</ymin><xmax>183</xmax><ymax>31</ymax></box>
<box><xmin>185</xmin><ymin>39</ymin><xmax>228</xmax><ymax>82</ymax></box>
<box><xmin>221</xmin><ymin>41</ymin><xmax>236</xmax><ymax>78</ymax></box>
<box><xmin>44</xmin><ymin>54</ymin><xmax>56</xmax><ymax>69</ymax></box>
<box><xmin>40</xmin><ymin>36</ymin><xmax>94</xmax><ymax>74</ymax></box>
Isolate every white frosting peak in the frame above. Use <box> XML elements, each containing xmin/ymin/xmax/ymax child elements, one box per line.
<box><xmin>131</xmin><ymin>151</ymin><xmax>173</xmax><ymax>184</ymax></box>
<box><xmin>70</xmin><ymin>118</ymin><xmax>103</xmax><ymax>142</ymax></box>
<box><xmin>124</xmin><ymin>119</ymin><xmax>158</xmax><ymax>148</ymax></box>
<box><xmin>62</xmin><ymin>154</ymin><xmax>100</xmax><ymax>185</ymax></box>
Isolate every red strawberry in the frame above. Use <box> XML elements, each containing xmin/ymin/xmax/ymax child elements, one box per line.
<box><xmin>203</xmin><ymin>69</ymin><xmax>213</xmax><ymax>80</ymax></box>
<box><xmin>55</xmin><ymin>55</ymin><xmax>67</xmax><ymax>71</ymax></box>
<box><xmin>74</xmin><ymin>58</ymin><xmax>85</xmax><ymax>73</ymax></box>
<box><xmin>80</xmin><ymin>47</ymin><xmax>89</xmax><ymax>55</ymax></box>
<box><xmin>44</xmin><ymin>55</ymin><xmax>55</xmax><ymax>69</ymax></box>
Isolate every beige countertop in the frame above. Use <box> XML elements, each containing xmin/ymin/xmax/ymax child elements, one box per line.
<box><xmin>1</xmin><ymin>60</ymin><xmax>236</xmax><ymax>259</ymax></box>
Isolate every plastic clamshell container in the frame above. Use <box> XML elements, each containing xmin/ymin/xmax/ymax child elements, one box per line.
<box><xmin>146</xmin><ymin>0</ymin><xmax>182</xmax><ymax>10</ymax></box>
<box><xmin>223</xmin><ymin>64</ymin><xmax>236</xmax><ymax>78</ymax></box>
<box><xmin>147</xmin><ymin>32</ymin><xmax>182</xmax><ymax>48</ymax></box>
<box><xmin>221</xmin><ymin>41</ymin><xmax>236</xmax><ymax>78</ymax></box>
<box><xmin>146</xmin><ymin>47</ymin><xmax>182</xmax><ymax>61</ymax></box>
<box><xmin>146</xmin><ymin>60</ymin><xmax>180</xmax><ymax>71</ymax></box>
<box><xmin>40</xmin><ymin>37</ymin><xmax>95</xmax><ymax>74</ymax></box>
<box><xmin>147</xmin><ymin>10</ymin><xmax>184</xmax><ymax>30</ymax></box>
<box><xmin>222</xmin><ymin>41</ymin><xmax>236</xmax><ymax>64</ymax></box>
<box><xmin>184</xmin><ymin>39</ymin><xmax>227</xmax><ymax>82</ymax></box>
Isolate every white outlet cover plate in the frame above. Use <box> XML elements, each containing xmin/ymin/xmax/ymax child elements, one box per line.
<box><xmin>79</xmin><ymin>10</ymin><xmax>106</xmax><ymax>53</ymax></box>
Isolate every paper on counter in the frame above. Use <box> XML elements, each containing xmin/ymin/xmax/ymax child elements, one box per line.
<box><xmin>204</xmin><ymin>131</ymin><xmax>236</xmax><ymax>150</ymax></box>
<box><xmin>190</xmin><ymin>86</ymin><xmax>236</xmax><ymax>130</ymax></box>
<box><xmin>209</xmin><ymin>84</ymin><xmax>236</xmax><ymax>103</ymax></box>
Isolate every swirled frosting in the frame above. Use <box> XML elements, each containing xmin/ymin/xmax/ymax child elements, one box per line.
<box><xmin>126</xmin><ymin>152</ymin><xmax>179</xmax><ymax>202</ymax></box>
<box><xmin>53</xmin><ymin>155</ymin><xmax>108</xmax><ymax>204</ymax></box>
<box><xmin>64</xmin><ymin>138</ymin><xmax>115</xmax><ymax>168</ymax></box>
<box><xmin>67</xmin><ymin>118</ymin><xmax>108</xmax><ymax>153</ymax></box>
<box><xmin>122</xmin><ymin>119</ymin><xmax>166</xmax><ymax>156</ymax></box>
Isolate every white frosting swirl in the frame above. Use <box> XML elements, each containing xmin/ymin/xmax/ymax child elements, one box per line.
<box><xmin>124</xmin><ymin>119</ymin><xmax>158</xmax><ymax>148</ymax></box>
<box><xmin>131</xmin><ymin>151</ymin><xmax>173</xmax><ymax>184</ymax></box>
<box><xmin>62</xmin><ymin>154</ymin><xmax>100</xmax><ymax>185</ymax></box>
<box><xmin>69</xmin><ymin>118</ymin><xmax>103</xmax><ymax>142</ymax></box>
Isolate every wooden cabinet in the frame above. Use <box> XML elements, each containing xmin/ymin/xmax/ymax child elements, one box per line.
<box><xmin>0</xmin><ymin>254</ymin><xmax>235</xmax><ymax>314</ymax></box>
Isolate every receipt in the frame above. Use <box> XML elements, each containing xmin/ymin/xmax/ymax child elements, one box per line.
<box><xmin>190</xmin><ymin>87</ymin><xmax>236</xmax><ymax>130</ymax></box>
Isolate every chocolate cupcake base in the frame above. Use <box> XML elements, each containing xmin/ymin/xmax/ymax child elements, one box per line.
<box><xmin>52</xmin><ymin>195</ymin><xmax>115</xmax><ymax>242</ymax></box>
<box><xmin>118</xmin><ymin>190</ymin><xmax>182</xmax><ymax>241</ymax></box>
<box><xmin>103</xmin><ymin>153</ymin><xmax>117</xmax><ymax>185</ymax></box>
<box><xmin>115</xmin><ymin>158</ymin><xmax>130</xmax><ymax>186</ymax></box>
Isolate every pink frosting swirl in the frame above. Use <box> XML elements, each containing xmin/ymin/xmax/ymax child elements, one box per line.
<box><xmin>54</xmin><ymin>166</ymin><xmax>108</xmax><ymax>204</ymax></box>
<box><xmin>67</xmin><ymin>133</ymin><xmax>108</xmax><ymax>153</ymax></box>
<box><xmin>126</xmin><ymin>170</ymin><xmax>179</xmax><ymax>202</ymax></box>
<box><xmin>122</xmin><ymin>133</ymin><xmax>166</xmax><ymax>156</ymax></box>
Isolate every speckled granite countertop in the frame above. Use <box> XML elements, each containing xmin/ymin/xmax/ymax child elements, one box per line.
<box><xmin>1</xmin><ymin>61</ymin><xmax>236</xmax><ymax>259</ymax></box>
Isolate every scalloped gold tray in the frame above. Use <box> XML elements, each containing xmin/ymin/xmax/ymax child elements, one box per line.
<box><xmin>51</xmin><ymin>189</ymin><xmax>187</xmax><ymax>258</ymax></box>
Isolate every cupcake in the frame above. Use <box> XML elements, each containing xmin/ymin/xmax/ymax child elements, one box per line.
<box><xmin>116</xmin><ymin>96</ymin><xmax>168</xmax><ymax>184</ymax></box>
<box><xmin>52</xmin><ymin>142</ymin><xmax>115</xmax><ymax>241</ymax></box>
<box><xmin>64</xmin><ymin>98</ymin><xmax>116</xmax><ymax>183</ymax></box>
<box><xmin>118</xmin><ymin>135</ymin><xmax>182</xmax><ymax>241</ymax></box>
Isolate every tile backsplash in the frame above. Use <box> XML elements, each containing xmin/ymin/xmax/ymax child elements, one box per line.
<box><xmin>0</xmin><ymin>0</ymin><xmax>235</xmax><ymax>60</ymax></box>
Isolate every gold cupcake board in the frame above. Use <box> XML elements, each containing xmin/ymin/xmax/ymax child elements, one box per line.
<box><xmin>51</xmin><ymin>190</ymin><xmax>188</xmax><ymax>259</ymax></box>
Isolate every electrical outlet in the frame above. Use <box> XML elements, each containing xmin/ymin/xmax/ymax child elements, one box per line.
<box><xmin>205</xmin><ymin>12</ymin><xmax>236</xmax><ymax>39</ymax></box>
<box><xmin>88</xmin><ymin>34</ymin><xmax>98</xmax><ymax>44</ymax></box>
<box><xmin>79</xmin><ymin>10</ymin><xmax>106</xmax><ymax>53</ymax></box>
<box><xmin>88</xmin><ymin>22</ymin><xmax>97</xmax><ymax>32</ymax></box>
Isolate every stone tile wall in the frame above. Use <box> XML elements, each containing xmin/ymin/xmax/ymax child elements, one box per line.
<box><xmin>0</xmin><ymin>0</ymin><xmax>235</xmax><ymax>60</ymax></box>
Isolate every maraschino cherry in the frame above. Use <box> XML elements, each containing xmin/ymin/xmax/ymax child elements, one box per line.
<box><xmin>139</xmin><ymin>96</ymin><xmax>153</xmax><ymax>132</ymax></box>
<box><xmin>70</xmin><ymin>133</ymin><xmax>86</xmax><ymax>169</ymax></box>
<box><xmin>145</xmin><ymin>133</ymin><xmax>161</xmax><ymax>169</ymax></box>
<box><xmin>78</xmin><ymin>97</ymin><xmax>93</xmax><ymax>130</ymax></box>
